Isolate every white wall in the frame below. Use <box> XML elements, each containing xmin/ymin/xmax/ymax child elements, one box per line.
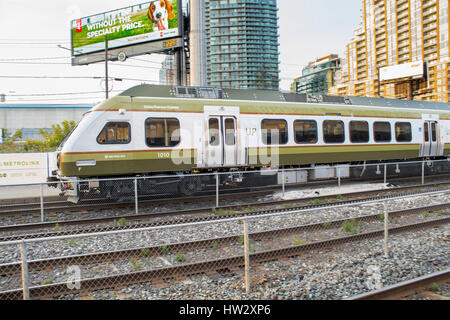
<box><xmin>0</xmin><ymin>152</ymin><xmax>57</xmax><ymax>185</ymax></box>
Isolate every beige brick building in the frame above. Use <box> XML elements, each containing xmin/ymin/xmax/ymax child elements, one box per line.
<box><xmin>329</xmin><ymin>0</ymin><xmax>449</xmax><ymax>102</ymax></box>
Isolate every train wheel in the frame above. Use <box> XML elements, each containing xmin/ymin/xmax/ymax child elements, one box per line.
<box><xmin>179</xmin><ymin>177</ymin><xmax>200</xmax><ymax>196</ymax></box>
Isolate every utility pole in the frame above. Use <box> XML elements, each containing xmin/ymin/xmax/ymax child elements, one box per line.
<box><xmin>105</xmin><ymin>36</ymin><xmax>109</xmax><ymax>100</ymax></box>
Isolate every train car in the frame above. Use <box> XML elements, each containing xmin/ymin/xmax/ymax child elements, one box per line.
<box><xmin>48</xmin><ymin>85</ymin><xmax>450</xmax><ymax>202</ymax></box>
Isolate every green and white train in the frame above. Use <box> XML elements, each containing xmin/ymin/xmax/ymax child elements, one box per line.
<box><xmin>49</xmin><ymin>85</ymin><xmax>450</xmax><ymax>202</ymax></box>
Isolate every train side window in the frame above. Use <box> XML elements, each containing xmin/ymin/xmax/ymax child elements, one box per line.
<box><xmin>395</xmin><ymin>122</ymin><xmax>412</xmax><ymax>142</ymax></box>
<box><xmin>349</xmin><ymin>121</ymin><xmax>369</xmax><ymax>143</ymax></box>
<box><xmin>294</xmin><ymin>120</ymin><xmax>317</xmax><ymax>144</ymax></box>
<box><xmin>431</xmin><ymin>122</ymin><xmax>437</xmax><ymax>142</ymax></box>
<box><xmin>323</xmin><ymin>120</ymin><xmax>345</xmax><ymax>143</ymax></box>
<box><xmin>424</xmin><ymin>123</ymin><xmax>429</xmax><ymax>142</ymax></box>
<box><xmin>374</xmin><ymin>122</ymin><xmax>391</xmax><ymax>142</ymax></box>
<box><xmin>261</xmin><ymin>119</ymin><xmax>288</xmax><ymax>145</ymax></box>
<box><xmin>145</xmin><ymin>118</ymin><xmax>180</xmax><ymax>147</ymax></box>
<box><xmin>209</xmin><ymin>118</ymin><xmax>220</xmax><ymax>146</ymax></box>
<box><xmin>97</xmin><ymin>122</ymin><xmax>131</xmax><ymax>144</ymax></box>
<box><xmin>225</xmin><ymin>118</ymin><xmax>236</xmax><ymax>146</ymax></box>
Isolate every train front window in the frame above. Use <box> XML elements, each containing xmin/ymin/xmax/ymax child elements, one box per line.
<box><xmin>97</xmin><ymin>122</ymin><xmax>131</xmax><ymax>144</ymax></box>
<box><xmin>145</xmin><ymin>118</ymin><xmax>180</xmax><ymax>147</ymax></box>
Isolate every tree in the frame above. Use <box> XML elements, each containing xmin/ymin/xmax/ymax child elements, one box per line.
<box><xmin>24</xmin><ymin>120</ymin><xmax>77</xmax><ymax>152</ymax></box>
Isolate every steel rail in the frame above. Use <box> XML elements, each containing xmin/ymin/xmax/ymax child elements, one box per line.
<box><xmin>0</xmin><ymin>184</ymin><xmax>448</xmax><ymax>242</ymax></box>
<box><xmin>346</xmin><ymin>269</ymin><xmax>450</xmax><ymax>300</ymax></box>
<box><xmin>0</xmin><ymin>188</ymin><xmax>273</xmax><ymax>216</ymax></box>
<box><xmin>0</xmin><ymin>202</ymin><xmax>447</xmax><ymax>275</ymax></box>
<box><xmin>0</xmin><ymin>204</ymin><xmax>448</xmax><ymax>299</ymax></box>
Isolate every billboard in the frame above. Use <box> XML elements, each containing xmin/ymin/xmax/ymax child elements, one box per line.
<box><xmin>0</xmin><ymin>152</ymin><xmax>57</xmax><ymax>186</ymax></box>
<box><xmin>71</xmin><ymin>0</ymin><xmax>180</xmax><ymax>57</ymax></box>
<box><xmin>379</xmin><ymin>61</ymin><xmax>425</xmax><ymax>81</ymax></box>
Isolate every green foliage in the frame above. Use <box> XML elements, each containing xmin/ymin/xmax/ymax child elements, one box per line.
<box><xmin>130</xmin><ymin>258</ymin><xmax>142</xmax><ymax>271</ymax></box>
<box><xmin>160</xmin><ymin>245</ymin><xmax>170</xmax><ymax>255</ymax></box>
<box><xmin>292</xmin><ymin>236</ymin><xmax>307</xmax><ymax>246</ymax></box>
<box><xmin>431</xmin><ymin>283</ymin><xmax>440</xmax><ymax>292</ymax></box>
<box><xmin>26</xmin><ymin>120</ymin><xmax>76</xmax><ymax>152</ymax></box>
<box><xmin>322</xmin><ymin>221</ymin><xmax>333</xmax><ymax>229</ymax></box>
<box><xmin>1</xmin><ymin>121</ymin><xmax>76</xmax><ymax>153</ymax></box>
<box><xmin>342</xmin><ymin>219</ymin><xmax>358</xmax><ymax>235</ymax></box>
<box><xmin>0</xmin><ymin>129</ymin><xmax>24</xmax><ymax>153</ymax></box>
<box><xmin>140</xmin><ymin>248</ymin><xmax>150</xmax><ymax>257</ymax></box>
<box><xmin>174</xmin><ymin>253</ymin><xmax>186</xmax><ymax>263</ymax></box>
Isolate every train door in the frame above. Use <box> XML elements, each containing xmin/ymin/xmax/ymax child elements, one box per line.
<box><xmin>204</xmin><ymin>105</ymin><xmax>241</xmax><ymax>168</ymax></box>
<box><xmin>207</xmin><ymin>116</ymin><xmax>238</xmax><ymax>167</ymax></box>
<box><xmin>422</xmin><ymin>120</ymin><xmax>440</xmax><ymax>157</ymax></box>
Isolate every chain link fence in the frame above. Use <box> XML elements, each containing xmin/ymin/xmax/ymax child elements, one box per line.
<box><xmin>0</xmin><ymin>159</ymin><xmax>449</xmax><ymax>228</ymax></box>
<box><xmin>0</xmin><ymin>187</ymin><xmax>448</xmax><ymax>300</ymax></box>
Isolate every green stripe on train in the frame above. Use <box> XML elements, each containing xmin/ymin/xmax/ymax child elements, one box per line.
<box><xmin>60</xmin><ymin>145</ymin><xmax>423</xmax><ymax>177</ymax></box>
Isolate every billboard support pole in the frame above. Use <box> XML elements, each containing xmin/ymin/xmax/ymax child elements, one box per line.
<box><xmin>105</xmin><ymin>36</ymin><xmax>109</xmax><ymax>100</ymax></box>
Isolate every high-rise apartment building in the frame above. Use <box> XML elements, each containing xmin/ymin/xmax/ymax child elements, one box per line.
<box><xmin>329</xmin><ymin>0</ymin><xmax>449</xmax><ymax>102</ymax></box>
<box><xmin>291</xmin><ymin>55</ymin><xmax>341</xmax><ymax>95</ymax></box>
<box><xmin>204</xmin><ymin>0</ymin><xmax>280</xmax><ymax>90</ymax></box>
<box><xmin>159</xmin><ymin>55</ymin><xmax>176</xmax><ymax>86</ymax></box>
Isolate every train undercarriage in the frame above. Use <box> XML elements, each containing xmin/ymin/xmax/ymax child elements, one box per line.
<box><xmin>48</xmin><ymin>158</ymin><xmax>450</xmax><ymax>203</ymax></box>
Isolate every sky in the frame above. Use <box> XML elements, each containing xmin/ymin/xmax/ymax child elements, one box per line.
<box><xmin>0</xmin><ymin>0</ymin><xmax>362</xmax><ymax>104</ymax></box>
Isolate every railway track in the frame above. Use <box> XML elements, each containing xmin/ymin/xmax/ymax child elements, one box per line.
<box><xmin>0</xmin><ymin>183</ymin><xmax>448</xmax><ymax>241</ymax></box>
<box><xmin>0</xmin><ymin>202</ymin><xmax>448</xmax><ymax>300</ymax></box>
<box><xmin>347</xmin><ymin>269</ymin><xmax>450</xmax><ymax>300</ymax></box>
<box><xmin>0</xmin><ymin>187</ymin><xmax>272</xmax><ymax>217</ymax></box>
<box><xmin>2</xmin><ymin>173</ymin><xmax>449</xmax><ymax>218</ymax></box>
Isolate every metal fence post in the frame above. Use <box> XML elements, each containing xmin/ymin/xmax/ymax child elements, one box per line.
<box><xmin>384</xmin><ymin>163</ymin><xmax>387</xmax><ymax>185</ymax></box>
<box><xmin>282</xmin><ymin>169</ymin><xmax>285</xmax><ymax>197</ymax></box>
<box><xmin>383</xmin><ymin>201</ymin><xmax>389</xmax><ymax>258</ymax></box>
<box><xmin>19</xmin><ymin>241</ymin><xmax>30</xmax><ymax>300</ymax></box>
<box><xmin>134</xmin><ymin>178</ymin><xmax>139</xmax><ymax>215</ymax></box>
<box><xmin>422</xmin><ymin>161</ymin><xmax>425</xmax><ymax>185</ymax></box>
<box><xmin>216</xmin><ymin>172</ymin><xmax>219</xmax><ymax>209</ymax></box>
<box><xmin>243</xmin><ymin>218</ymin><xmax>250</xmax><ymax>294</ymax></box>
<box><xmin>337</xmin><ymin>166</ymin><xmax>341</xmax><ymax>189</ymax></box>
<box><xmin>40</xmin><ymin>183</ymin><xmax>44</xmax><ymax>222</ymax></box>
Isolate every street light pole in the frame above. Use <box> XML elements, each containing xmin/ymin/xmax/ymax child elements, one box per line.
<box><xmin>105</xmin><ymin>36</ymin><xmax>109</xmax><ymax>100</ymax></box>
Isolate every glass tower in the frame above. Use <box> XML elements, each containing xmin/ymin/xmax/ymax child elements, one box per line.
<box><xmin>292</xmin><ymin>55</ymin><xmax>341</xmax><ymax>95</ymax></box>
<box><xmin>205</xmin><ymin>0</ymin><xmax>280</xmax><ymax>90</ymax></box>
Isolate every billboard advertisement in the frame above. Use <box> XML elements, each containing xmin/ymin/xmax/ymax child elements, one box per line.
<box><xmin>380</xmin><ymin>61</ymin><xmax>425</xmax><ymax>81</ymax></box>
<box><xmin>71</xmin><ymin>0</ymin><xmax>180</xmax><ymax>56</ymax></box>
<box><xmin>0</xmin><ymin>152</ymin><xmax>57</xmax><ymax>186</ymax></box>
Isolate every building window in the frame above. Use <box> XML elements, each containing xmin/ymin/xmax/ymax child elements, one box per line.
<box><xmin>261</xmin><ymin>119</ymin><xmax>288</xmax><ymax>145</ymax></box>
<box><xmin>323</xmin><ymin>120</ymin><xmax>345</xmax><ymax>143</ymax></box>
<box><xmin>294</xmin><ymin>120</ymin><xmax>317</xmax><ymax>144</ymax></box>
<box><xmin>374</xmin><ymin>122</ymin><xmax>392</xmax><ymax>142</ymax></box>
<box><xmin>145</xmin><ymin>118</ymin><xmax>180</xmax><ymax>147</ymax></box>
<box><xmin>395</xmin><ymin>122</ymin><xmax>412</xmax><ymax>142</ymax></box>
<box><xmin>349</xmin><ymin>121</ymin><xmax>369</xmax><ymax>143</ymax></box>
<box><xmin>97</xmin><ymin>122</ymin><xmax>130</xmax><ymax>144</ymax></box>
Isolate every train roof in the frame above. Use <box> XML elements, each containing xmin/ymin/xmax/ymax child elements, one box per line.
<box><xmin>118</xmin><ymin>85</ymin><xmax>449</xmax><ymax>112</ymax></box>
